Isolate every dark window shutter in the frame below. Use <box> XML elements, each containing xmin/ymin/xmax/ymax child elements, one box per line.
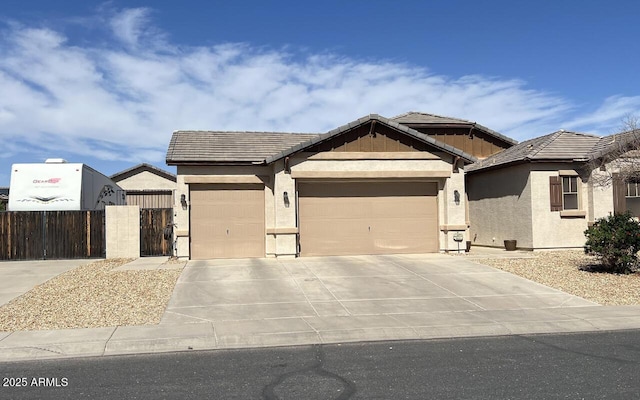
<box><xmin>549</xmin><ymin>176</ymin><xmax>562</xmax><ymax>211</ymax></box>
<box><xmin>612</xmin><ymin>173</ymin><xmax>626</xmax><ymax>214</ymax></box>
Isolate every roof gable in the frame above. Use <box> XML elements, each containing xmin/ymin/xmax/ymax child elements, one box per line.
<box><xmin>306</xmin><ymin>120</ymin><xmax>439</xmax><ymax>154</ymax></box>
<box><xmin>111</xmin><ymin>163</ymin><xmax>177</xmax><ymax>182</ymax></box>
<box><xmin>392</xmin><ymin>111</ymin><xmax>517</xmax><ymax>146</ymax></box>
<box><xmin>265</xmin><ymin>114</ymin><xmax>477</xmax><ymax>164</ymax></box>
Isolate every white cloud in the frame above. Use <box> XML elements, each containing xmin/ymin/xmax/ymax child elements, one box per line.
<box><xmin>0</xmin><ymin>6</ymin><xmax>638</xmax><ymax>174</ymax></box>
<box><xmin>108</xmin><ymin>7</ymin><xmax>164</xmax><ymax>49</ymax></box>
<box><xmin>562</xmin><ymin>95</ymin><xmax>640</xmax><ymax>134</ymax></box>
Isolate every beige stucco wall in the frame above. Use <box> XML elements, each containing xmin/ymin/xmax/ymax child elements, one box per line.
<box><xmin>271</xmin><ymin>160</ymin><xmax>297</xmax><ymax>257</ymax></box>
<box><xmin>529</xmin><ymin>165</ymin><xmax>589</xmax><ymax>249</ymax></box>
<box><xmin>116</xmin><ymin>170</ymin><xmax>176</xmax><ymax>191</ymax></box>
<box><xmin>467</xmin><ymin>163</ymin><xmax>533</xmax><ymax>249</ymax></box>
<box><xmin>589</xmin><ymin>167</ymin><xmax>615</xmax><ymax>221</ymax></box>
<box><xmin>105</xmin><ymin>205</ymin><xmax>140</xmax><ymax>258</ymax></box>
<box><xmin>469</xmin><ymin>162</ymin><xmax>619</xmax><ymax>250</ymax></box>
<box><xmin>439</xmin><ymin>159</ymin><xmax>468</xmax><ymax>252</ymax></box>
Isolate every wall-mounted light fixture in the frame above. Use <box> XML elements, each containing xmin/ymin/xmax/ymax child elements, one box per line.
<box><xmin>180</xmin><ymin>194</ymin><xmax>187</xmax><ymax>209</ymax></box>
<box><xmin>453</xmin><ymin>190</ymin><xmax>460</xmax><ymax>205</ymax></box>
<box><xmin>283</xmin><ymin>191</ymin><xmax>290</xmax><ymax>208</ymax></box>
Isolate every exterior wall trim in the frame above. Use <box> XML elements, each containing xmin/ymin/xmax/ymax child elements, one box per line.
<box><xmin>266</xmin><ymin>227</ymin><xmax>299</xmax><ymax>234</ymax></box>
<box><xmin>439</xmin><ymin>224</ymin><xmax>468</xmax><ymax>232</ymax></box>
<box><xmin>183</xmin><ymin>175</ymin><xmax>268</xmax><ymax>184</ymax></box>
<box><xmin>303</xmin><ymin>152</ymin><xmax>441</xmax><ymax>160</ymax></box>
<box><xmin>560</xmin><ymin>210</ymin><xmax>587</xmax><ymax>218</ymax></box>
<box><xmin>290</xmin><ymin>170</ymin><xmax>451</xmax><ymax>179</ymax></box>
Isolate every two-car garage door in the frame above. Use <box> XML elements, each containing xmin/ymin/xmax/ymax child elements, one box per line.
<box><xmin>189</xmin><ymin>181</ymin><xmax>439</xmax><ymax>259</ymax></box>
<box><xmin>298</xmin><ymin>181</ymin><xmax>439</xmax><ymax>256</ymax></box>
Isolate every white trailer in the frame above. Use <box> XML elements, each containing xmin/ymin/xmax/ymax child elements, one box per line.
<box><xmin>8</xmin><ymin>159</ymin><xmax>126</xmax><ymax>211</ymax></box>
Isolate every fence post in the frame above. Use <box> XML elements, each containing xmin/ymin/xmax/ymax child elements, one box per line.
<box><xmin>42</xmin><ymin>211</ymin><xmax>47</xmax><ymax>260</ymax></box>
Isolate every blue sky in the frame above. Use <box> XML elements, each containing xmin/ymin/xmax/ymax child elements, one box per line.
<box><xmin>1</xmin><ymin>0</ymin><xmax>639</xmax><ymax>186</ymax></box>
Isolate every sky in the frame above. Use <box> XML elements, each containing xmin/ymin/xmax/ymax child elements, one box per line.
<box><xmin>1</xmin><ymin>0</ymin><xmax>639</xmax><ymax>187</ymax></box>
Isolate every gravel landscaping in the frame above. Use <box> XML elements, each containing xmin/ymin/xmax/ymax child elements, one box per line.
<box><xmin>474</xmin><ymin>250</ymin><xmax>640</xmax><ymax>306</ymax></box>
<box><xmin>0</xmin><ymin>259</ymin><xmax>182</xmax><ymax>332</ymax></box>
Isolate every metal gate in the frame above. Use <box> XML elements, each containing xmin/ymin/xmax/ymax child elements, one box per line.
<box><xmin>140</xmin><ymin>208</ymin><xmax>173</xmax><ymax>256</ymax></box>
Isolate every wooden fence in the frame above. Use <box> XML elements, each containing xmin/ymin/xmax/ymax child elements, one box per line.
<box><xmin>0</xmin><ymin>211</ymin><xmax>105</xmax><ymax>260</ymax></box>
<box><xmin>140</xmin><ymin>208</ymin><xmax>173</xmax><ymax>257</ymax></box>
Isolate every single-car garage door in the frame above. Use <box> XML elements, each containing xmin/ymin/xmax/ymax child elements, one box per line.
<box><xmin>298</xmin><ymin>181</ymin><xmax>438</xmax><ymax>256</ymax></box>
<box><xmin>190</xmin><ymin>184</ymin><xmax>265</xmax><ymax>259</ymax></box>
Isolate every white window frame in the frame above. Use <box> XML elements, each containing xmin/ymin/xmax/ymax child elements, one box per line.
<box><xmin>626</xmin><ymin>181</ymin><xmax>640</xmax><ymax>198</ymax></box>
<box><xmin>561</xmin><ymin>176</ymin><xmax>579</xmax><ymax>210</ymax></box>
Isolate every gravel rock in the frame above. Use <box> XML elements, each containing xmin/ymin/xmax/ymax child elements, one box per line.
<box><xmin>0</xmin><ymin>259</ymin><xmax>182</xmax><ymax>332</ymax></box>
<box><xmin>475</xmin><ymin>251</ymin><xmax>640</xmax><ymax>305</ymax></box>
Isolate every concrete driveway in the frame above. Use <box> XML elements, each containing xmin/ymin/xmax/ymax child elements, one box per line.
<box><xmin>0</xmin><ymin>259</ymin><xmax>92</xmax><ymax>306</ymax></box>
<box><xmin>161</xmin><ymin>254</ymin><xmax>599</xmax><ymax>345</ymax></box>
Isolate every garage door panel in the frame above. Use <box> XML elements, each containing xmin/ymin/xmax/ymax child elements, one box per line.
<box><xmin>190</xmin><ymin>184</ymin><xmax>265</xmax><ymax>259</ymax></box>
<box><xmin>299</xmin><ymin>181</ymin><xmax>438</xmax><ymax>256</ymax></box>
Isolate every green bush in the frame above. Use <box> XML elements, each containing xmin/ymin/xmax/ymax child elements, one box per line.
<box><xmin>584</xmin><ymin>211</ymin><xmax>640</xmax><ymax>274</ymax></box>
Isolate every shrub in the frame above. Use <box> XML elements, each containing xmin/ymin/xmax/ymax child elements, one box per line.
<box><xmin>584</xmin><ymin>211</ymin><xmax>640</xmax><ymax>274</ymax></box>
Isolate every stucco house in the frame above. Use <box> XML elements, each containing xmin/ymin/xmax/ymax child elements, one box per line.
<box><xmin>466</xmin><ymin>129</ymin><xmax>640</xmax><ymax>250</ymax></box>
<box><xmin>166</xmin><ymin>113</ymin><xmax>515</xmax><ymax>259</ymax></box>
<box><xmin>111</xmin><ymin>163</ymin><xmax>176</xmax><ymax>208</ymax></box>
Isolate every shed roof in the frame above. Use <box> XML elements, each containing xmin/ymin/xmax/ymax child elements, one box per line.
<box><xmin>111</xmin><ymin>163</ymin><xmax>177</xmax><ymax>182</ymax></box>
<box><xmin>466</xmin><ymin>130</ymin><xmax>601</xmax><ymax>172</ymax></box>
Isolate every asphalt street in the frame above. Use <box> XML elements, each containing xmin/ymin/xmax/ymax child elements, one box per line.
<box><xmin>1</xmin><ymin>330</ymin><xmax>640</xmax><ymax>399</ymax></box>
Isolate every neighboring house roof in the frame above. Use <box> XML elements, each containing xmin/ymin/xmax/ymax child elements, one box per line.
<box><xmin>590</xmin><ymin>129</ymin><xmax>640</xmax><ymax>162</ymax></box>
<box><xmin>392</xmin><ymin>111</ymin><xmax>518</xmax><ymax>146</ymax></box>
<box><xmin>467</xmin><ymin>130</ymin><xmax>601</xmax><ymax>173</ymax></box>
<box><xmin>111</xmin><ymin>163</ymin><xmax>177</xmax><ymax>183</ymax></box>
<box><xmin>0</xmin><ymin>187</ymin><xmax>8</xmax><ymax>202</ymax></box>
<box><xmin>167</xmin><ymin>114</ymin><xmax>478</xmax><ymax>165</ymax></box>
<box><xmin>166</xmin><ymin>131</ymin><xmax>319</xmax><ymax>164</ymax></box>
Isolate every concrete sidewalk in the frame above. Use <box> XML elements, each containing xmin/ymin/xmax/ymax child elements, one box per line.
<box><xmin>2</xmin><ymin>305</ymin><xmax>640</xmax><ymax>362</ymax></box>
<box><xmin>0</xmin><ymin>259</ymin><xmax>92</xmax><ymax>307</ymax></box>
<box><xmin>1</xmin><ymin>254</ymin><xmax>640</xmax><ymax>362</ymax></box>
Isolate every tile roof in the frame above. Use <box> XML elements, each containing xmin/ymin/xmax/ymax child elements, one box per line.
<box><xmin>591</xmin><ymin>129</ymin><xmax>640</xmax><ymax>161</ymax></box>
<box><xmin>467</xmin><ymin>130</ymin><xmax>602</xmax><ymax>172</ymax></box>
<box><xmin>167</xmin><ymin>114</ymin><xmax>479</xmax><ymax>165</ymax></box>
<box><xmin>111</xmin><ymin>163</ymin><xmax>176</xmax><ymax>182</ymax></box>
<box><xmin>392</xmin><ymin>111</ymin><xmax>518</xmax><ymax>145</ymax></box>
<box><xmin>166</xmin><ymin>131</ymin><xmax>319</xmax><ymax>164</ymax></box>
<box><xmin>392</xmin><ymin>111</ymin><xmax>474</xmax><ymax>125</ymax></box>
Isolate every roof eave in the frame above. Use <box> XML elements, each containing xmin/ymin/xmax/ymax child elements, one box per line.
<box><xmin>166</xmin><ymin>160</ymin><xmax>266</xmax><ymax>166</ymax></box>
<box><xmin>467</xmin><ymin>158</ymin><xmax>590</xmax><ymax>174</ymax></box>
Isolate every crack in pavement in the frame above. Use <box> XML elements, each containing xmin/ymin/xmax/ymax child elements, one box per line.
<box><xmin>262</xmin><ymin>344</ymin><xmax>356</xmax><ymax>400</ymax></box>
